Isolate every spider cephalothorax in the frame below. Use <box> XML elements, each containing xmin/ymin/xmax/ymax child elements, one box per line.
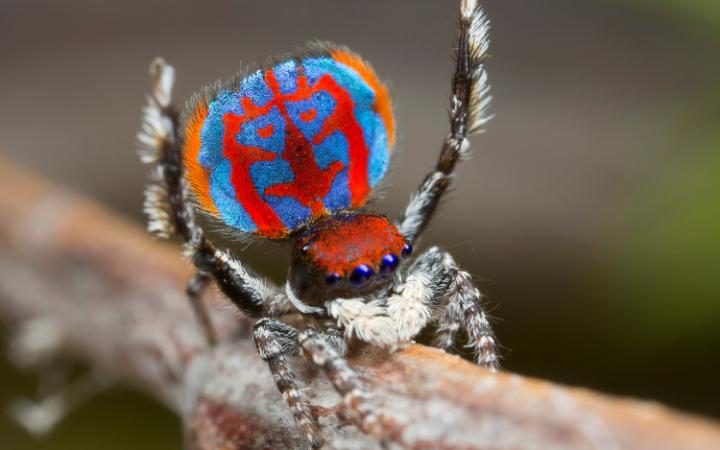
<box><xmin>289</xmin><ymin>213</ymin><xmax>412</xmax><ymax>306</ymax></box>
<box><xmin>138</xmin><ymin>0</ymin><xmax>498</xmax><ymax>447</ymax></box>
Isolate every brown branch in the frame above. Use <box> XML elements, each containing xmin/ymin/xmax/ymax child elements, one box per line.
<box><xmin>0</xmin><ymin>157</ymin><xmax>718</xmax><ymax>450</ymax></box>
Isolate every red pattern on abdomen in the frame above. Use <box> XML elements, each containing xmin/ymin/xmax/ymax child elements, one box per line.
<box><xmin>221</xmin><ymin>67</ymin><xmax>371</xmax><ymax>238</ymax></box>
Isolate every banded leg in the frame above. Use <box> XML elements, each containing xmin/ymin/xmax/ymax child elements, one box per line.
<box><xmin>298</xmin><ymin>330</ymin><xmax>384</xmax><ymax>439</ymax></box>
<box><xmin>389</xmin><ymin>247</ymin><xmax>499</xmax><ymax>370</ymax></box>
<box><xmin>138</xmin><ymin>58</ymin><xmax>288</xmax><ymax>320</ymax></box>
<box><xmin>252</xmin><ymin>319</ymin><xmax>322</xmax><ymax>448</ymax></box>
<box><xmin>434</xmin><ymin>261</ymin><xmax>499</xmax><ymax>370</ymax></box>
<box><xmin>322</xmin><ymin>326</ymin><xmax>349</xmax><ymax>358</ymax></box>
<box><xmin>399</xmin><ymin>0</ymin><xmax>492</xmax><ymax>242</ymax></box>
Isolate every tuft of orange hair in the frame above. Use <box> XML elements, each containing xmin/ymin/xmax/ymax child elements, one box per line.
<box><xmin>330</xmin><ymin>49</ymin><xmax>396</xmax><ymax>149</ymax></box>
<box><xmin>183</xmin><ymin>100</ymin><xmax>218</xmax><ymax>215</ymax></box>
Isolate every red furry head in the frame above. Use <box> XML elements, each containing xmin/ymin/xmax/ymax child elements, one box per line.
<box><xmin>288</xmin><ymin>214</ymin><xmax>412</xmax><ymax>304</ymax></box>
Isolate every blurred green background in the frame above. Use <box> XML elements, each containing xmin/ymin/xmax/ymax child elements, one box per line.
<box><xmin>1</xmin><ymin>0</ymin><xmax>719</xmax><ymax>448</ymax></box>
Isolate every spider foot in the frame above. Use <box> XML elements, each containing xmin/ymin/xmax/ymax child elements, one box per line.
<box><xmin>299</xmin><ymin>330</ymin><xmax>388</xmax><ymax>441</ymax></box>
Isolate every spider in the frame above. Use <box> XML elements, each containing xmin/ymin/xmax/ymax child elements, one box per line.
<box><xmin>137</xmin><ymin>0</ymin><xmax>498</xmax><ymax>447</ymax></box>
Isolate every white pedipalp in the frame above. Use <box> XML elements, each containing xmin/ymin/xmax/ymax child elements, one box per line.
<box><xmin>387</xmin><ymin>274</ymin><xmax>434</xmax><ymax>343</ymax></box>
<box><xmin>326</xmin><ymin>298</ymin><xmax>399</xmax><ymax>349</ymax></box>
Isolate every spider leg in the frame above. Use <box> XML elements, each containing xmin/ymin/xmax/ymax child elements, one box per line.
<box><xmin>185</xmin><ymin>271</ymin><xmax>217</xmax><ymax>346</ymax></box>
<box><xmin>298</xmin><ymin>330</ymin><xmax>385</xmax><ymax>441</ymax></box>
<box><xmin>138</xmin><ymin>58</ymin><xmax>291</xmax><ymax>325</ymax></box>
<box><xmin>435</xmin><ymin>259</ymin><xmax>499</xmax><ymax>370</ymax></box>
<box><xmin>398</xmin><ymin>0</ymin><xmax>492</xmax><ymax>242</ymax></box>
<box><xmin>391</xmin><ymin>247</ymin><xmax>499</xmax><ymax>370</ymax></box>
<box><xmin>252</xmin><ymin>318</ymin><xmax>322</xmax><ymax>448</ymax></box>
<box><xmin>322</xmin><ymin>326</ymin><xmax>349</xmax><ymax>358</ymax></box>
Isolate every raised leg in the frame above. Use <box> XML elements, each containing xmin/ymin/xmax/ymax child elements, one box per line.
<box><xmin>399</xmin><ymin>0</ymin><xmax>492</xmax><ymax>242</ymax></box>
<box><xmin>252</xmin><ymin>318</ymin><xmax>322</xmax><ymax>448</ymax></box>
<box><xmin>389</xmin><ymin>247</ymin><xmax>499</xmax><ymax>370</ymax></box>
<box><xmin>138</xmin><ymin>58</ymin><xmax>290</xmax><ymax>320</ymax></box>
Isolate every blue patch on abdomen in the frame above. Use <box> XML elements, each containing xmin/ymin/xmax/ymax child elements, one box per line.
<box><xmin>191</xmin><ymin>51</ymin><xmax>393</xmax><ymax>237</ymax></box>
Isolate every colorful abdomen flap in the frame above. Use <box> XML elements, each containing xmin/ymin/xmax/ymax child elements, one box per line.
<box><xmin>183</xmin><ymin>46</ymin><xmax>395</xmax><ymax>239</ymax></box>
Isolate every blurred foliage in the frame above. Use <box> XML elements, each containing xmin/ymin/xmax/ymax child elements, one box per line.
<box><xmin>607</xmin><ymin>125</ymin><xmax>720</xmax><ymax>346</ymax></box>
<box><xmin>593</xmin><ymin>89</ymin><xmax>720</xmax><ymax>415</ymax></box>
<box><xmin>627</xmin><ymin>0</ymin><xmax>720</xmax><ymax>37</ymax></box>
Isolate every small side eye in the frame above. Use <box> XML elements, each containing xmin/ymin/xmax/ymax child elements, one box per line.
<box><xmin>325</xmin><ymin>272</ymin><xmax>342</xmax><ymax>285</ymax></box>
<box><xmin>401</xmin><ymin>243</ymin><xmax>413</xmax><ymax>257</ymax></box>
<box><xmin>349</xmin><ymin>264</ymin><xmax>374</xmax><ymax>286</ymax></box>
<box><xmin>380</xmin><ymin>254</ymin><xmax>399</xmax><ymax>276</ymax></box>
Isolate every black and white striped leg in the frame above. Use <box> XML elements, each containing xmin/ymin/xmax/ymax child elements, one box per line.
<box><xmin>138</xmin><ymin>58</ymin><xmax>287</xmax><ymax>322</ymax></box>
<box><xmin>322</xmin><ymin>326</ymin><xmax>349</xmax><ymax>358</ymax></box>
<box><xmin>399</xmin><ymin>247</ymin><xmax>499</xmax><ymax>370</ymax></box>
<box><xmin>399</xmin><ymin>0</ymin><xmax>492</xmax><ymax>242</ymax></box>
<box><xmin>298</xmin><ymin>330</ymin><xmax>384</xmax><ymax>440</ymax></box>
<box><xmin>436</xmin><ymin>265</ymin><xmax>498</xmax><ymax>370</ymax></box>
<box><xmin>252</xmin><ymin>319</ymin><xmax>322</xmax><ymax>448</ymax></box>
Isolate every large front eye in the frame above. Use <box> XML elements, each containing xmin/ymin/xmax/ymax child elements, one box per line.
<box><xmin>380</xmin><ymin>254</ymin><xmax>399</xmax><ymax>276</ymax></box>
<box><xmin>349</xmin><ymin>264</ymin><xmax>374</xmax><ymax>287</ymax></box>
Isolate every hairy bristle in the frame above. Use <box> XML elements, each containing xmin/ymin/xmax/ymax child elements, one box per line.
<box><xmin>462</xmin><ymin>1</ymin><xmax>492</xmax><ymax>134</ymax></box>
<box><xmin>143</xmin><ymin>167</ymin><xmax>175</xmax><ymax>238</ymax></box>
<box><xmin>137</xmin><ymin>58</ymin><xmax>177</xmax><ymax>239</ymax></box>
<box><xmin>461</xmin><ymin>0</ymin><xmax>477</xmax><ymax>19</ymax></box>
<box><xmin>149</xmin><ymin>57</ymin><xmax>175</xmax><ymax>109</ymax></box>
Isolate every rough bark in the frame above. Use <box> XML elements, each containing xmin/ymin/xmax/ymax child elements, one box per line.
<box><xmin>0</xmin><ymin>158</ymin><xmax>718</xmax><ymax>450</ymax></box>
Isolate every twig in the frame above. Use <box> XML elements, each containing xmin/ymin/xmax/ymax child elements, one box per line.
<box><xmin>0</xmin><ymin>157</ymin><xmax>718</xmax><ymax>450</ymax></box>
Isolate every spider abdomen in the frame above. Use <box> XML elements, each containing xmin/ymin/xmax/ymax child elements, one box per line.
<box><xmin>182</xmin><ymin>46</ymin><xmax>396</xmax><ymax>239</ymax></box>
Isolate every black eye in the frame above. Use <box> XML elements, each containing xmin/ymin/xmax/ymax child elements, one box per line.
<box><xmin>401</xmin><ymin>243</ymin><xmax>413</xmax><ymax>257</ymax></box>
<box><xmin>380</xmin><ymin>254</ymin><xmax>399</xmax><ymax>276</ymax></box>
<box><xmin>349</xmin><ymin>264</ymin><xmax>374</xmax><ymax>286</ymax></box>
<box><xmin>325</xmin><ymin>272</ymin><xmax>342</xmax><ymax>285</ymax></box>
